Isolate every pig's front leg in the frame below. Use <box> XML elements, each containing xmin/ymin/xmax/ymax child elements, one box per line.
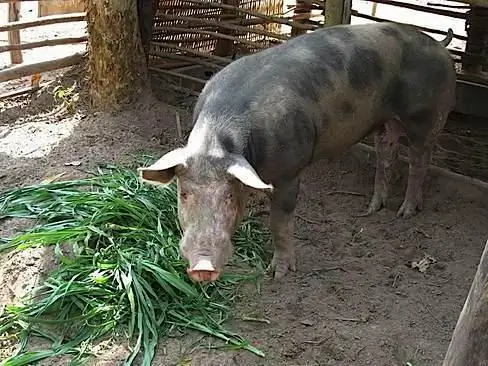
<box><xmin>269</xmin><ymin>178</ymin><xmax>300</xmax><ymax>279</ymax></box>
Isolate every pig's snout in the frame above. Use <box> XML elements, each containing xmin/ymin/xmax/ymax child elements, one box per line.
<box><xmin>187</xmin><ymin>257</ymin><xmax>221</xmax><ymax>282</ymax></box>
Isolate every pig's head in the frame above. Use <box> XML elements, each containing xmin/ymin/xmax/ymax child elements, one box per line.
<box><xmin>138</xmin><ymin>147</ymin><xmax>273</xmax><ymax>282</ymax></box>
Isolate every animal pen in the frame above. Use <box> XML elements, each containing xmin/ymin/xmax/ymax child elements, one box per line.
<box><xmin>1</xmin><ymin>0</ymin><xmax>488</xmax><ymax>180</ymax></box>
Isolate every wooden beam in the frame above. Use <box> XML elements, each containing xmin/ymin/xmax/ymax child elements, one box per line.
<box><xmin>0</xmin><ymin>52</ymin><xmax>86</xmax><ymax>83</ymax></box>
<box><xmin>0</xmin><ymin>0</ymin><xmax>42</xmax><ymax>2</ymax></box>
<box><xmin>447</xmin><ymin>0</ymin><xmax>488</xmax><ymax>7</ymax></box>
<box><xmin>8</xmin><ymin>0</ymin><xmax>22</xmax><ymax>64</ymax></box>
<box><xmin>325</xmin><ymin>0</ymin><xmax>352</xmax><ymax>26</ymax></box>
<box><xmin>443</xmin><ymin>239</ymin><xmax>488</xmax><ymax>365</ymax></box>
<box><xmin>0</xmin><ymin>36</ymin><xmax>87</xmax><ymax>53</ymax></box>
<box><xmin>0</xmin><ymin>12</ymin><xmax>86</xmax><ymax>33</ymax></box>
<box><xmin>353</xmin><ymin>142</ymin><xmax>488</xmax><ymax>191</ymax></box>
<box><xmin>368</xmin><ymin>0</ymin><xmax>467</xmax><ymax>19</ymax></box>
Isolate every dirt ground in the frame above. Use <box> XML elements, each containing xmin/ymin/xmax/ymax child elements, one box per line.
<box><xmin>1</xmin><ymin>66</ymin><xmax>488</xmax><ymax>366</ymax></box>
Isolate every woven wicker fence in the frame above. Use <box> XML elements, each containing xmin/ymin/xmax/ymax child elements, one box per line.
<box><xmin>149</xmin><ymin>0</ymin><xmax>323</xmax><ymax>95</ymax></box>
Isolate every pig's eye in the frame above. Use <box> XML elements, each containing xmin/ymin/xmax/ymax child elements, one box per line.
<box><xmin>180</xmin><ymin>192</ymin><xmax>188</xmax><ymax>200</ymax></box>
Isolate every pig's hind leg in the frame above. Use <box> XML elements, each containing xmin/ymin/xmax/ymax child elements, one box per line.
<box><xmin>366</xmin><ymin>119</ymin><xmax>403</xmax><ymax>215</ymax></box>
<box><xmin>397</xmin><ymin>110</ymin><xmax>448</xmax><ymax>218</ymax></box>
<box><xmin>269</xmin><ymin>177</ymin><xmax>300</xmax><ymax>280</ymax></box>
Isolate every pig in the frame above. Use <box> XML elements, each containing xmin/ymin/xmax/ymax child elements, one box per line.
<box><xmin>139</xmin><ymin>22</ymin><xmax>456</xmax><ymax>282</ymax></box>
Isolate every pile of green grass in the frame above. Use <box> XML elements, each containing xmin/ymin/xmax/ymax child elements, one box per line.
<box><xmin>0</xmin><ymin>161</ymin><xmax>271</xmax><ymax>366</ymax></box>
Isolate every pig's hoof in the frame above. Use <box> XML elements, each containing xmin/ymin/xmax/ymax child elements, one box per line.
<box><xmin>366</xmin><ymin>194</ymin><xmax>387</xmax><ymax>215</ymax></box>
<box><xmin>396</xmin><ymin>200</ymin><xmax>420</xmax><ymax>219</ymax></box>
<box><xmin>270</xmin><ymin>250</ymin><xmax>296</xmax><ymax>280</ymax></box>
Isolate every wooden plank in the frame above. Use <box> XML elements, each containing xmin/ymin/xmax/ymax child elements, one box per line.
<box><xmin>8</xmin><ymin>0</ymin><xmax>22</xmax><ymax>64</ymax></box>
<box><xmin>448</xmin><ymin>0</ymin><xmax>488</xmax><ymax>7</ymax></box>
<box><xmin>0</xmin><ymin>52</ymin><xmax>86</xmax><ymax>83</ymax></box>
<box><xmin>38</xmin><ymin>0</ymin><xmax>85</xmax><ymax>17</ymax></box>
<box><xmin>0</xmin><ymin>12</ymin><xmax>86</xmax><ymax>33</ymax></box>
<box><xmin>369</xmin><ymin>0</ymin><xmax>466</xmax><ymax>19</ymax></box>
<box><xmin>325</xmin><ymin>0</ymin><xmax>352</xmax><ymax>26</ymax></box>
<box><xmin>0</xmin><ymin>36</ymin><xmax>87</xmax><ymax>53</ymax></box>
<box><xmin>442</xmin><ymin>239</ymin><xmax>488</xmax><ymax>365</ymax></box>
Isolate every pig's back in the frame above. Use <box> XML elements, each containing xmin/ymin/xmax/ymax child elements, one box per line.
<box><xmin>195</xmin><ymin>22</ymin><xmax>452</xmax><ymax>127</ymax></box>
<box><xmin>191</xmin><ymin>22</ymin><xmax>455</xmax><ymax>179</ymax></box>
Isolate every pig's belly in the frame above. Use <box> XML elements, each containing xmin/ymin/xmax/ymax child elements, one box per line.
<box><xmin>313</xmin><ymin>116</ymin><xmax>379</xmax><ymax>160</ymax></box>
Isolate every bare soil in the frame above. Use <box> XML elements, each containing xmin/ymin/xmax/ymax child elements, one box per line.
<box><xmin>1</xmin><ymin>66</ymin><xmax>487</xmax><ymax>366</ymax></box>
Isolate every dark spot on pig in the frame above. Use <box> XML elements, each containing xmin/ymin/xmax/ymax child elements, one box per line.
<box><xmin>383</xmin><ymin>76</ymin><xmax>408</xmax><ymax>117</ymax></box>
<box><xmin>380</xmin><ymin>25</ymin><xmax>403</xmax><ymax>41</ymax></box>
<box><xmin>348</xmin><ymin>46</ymin><xmax>383</xmax><ymax>90</ymax></box>
<box><xmin>219</xmin><ymin>133</ymin><xmax>236</xmax><ymax>153</ymax></box>
<box><xmin>341</xmin><ymin>101</ymin><xmax>355</xmax><ymax>115</ymax></box>
<box><xmin>292</xmin><ymin>108</ymin><xmax>317</xmax><ymax>155</ymax></box>
<box><xmin>323</xmin><ymin>43</ymin><xmax>347</xmax><ymax>72</ymax></box>
<box><xmin>244</xmin><ymin>128</ymin><xmax>266</xmax><ymax>169</ymax></box>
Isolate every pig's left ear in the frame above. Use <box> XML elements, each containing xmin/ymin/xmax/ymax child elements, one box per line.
<box><xmin>138</xmin><ymin>147</ymin><xmax>188</xmax><ymax>186</ymax></box>
<box><xmin>227</xmin><ymin>155</ymin><xmax>273</xmax><ymax>191</ymax></box>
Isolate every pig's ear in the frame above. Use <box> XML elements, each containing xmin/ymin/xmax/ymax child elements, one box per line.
<box><xmin>138</xmin><ymin>148</ymin><xmax>187</xmax><ymax>185</ymax></box>
<box><xmin>227</xmin><ymin>155</ymin><xmax>273</xmax><ymax>191</ymax></box>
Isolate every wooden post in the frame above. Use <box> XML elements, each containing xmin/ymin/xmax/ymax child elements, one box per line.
<box><xmin>8</xmin><ymin>0</ymin><xmax>23</xmax><ymax>64</ymax></box>
<box><xmin>137</xmin><ymin>0</ymin><xmax>159</xmax><ymax>64</ymax></box>
<box><xmin>443</xmin><ymin>238</ymin><xmax>488</xmax><ymax>365</ymax></box>
<box><xmin>371</xmin><ymin>2</ymin><xmax>378</xmax><ymax>16</ymax></box>
<box><xmin>291</xmin><ymin>0</ymin><xmax>312</xmax><ymax>37</ymax></box>
<box><xmin>325</xmin><ymin>0</ymin><xmax>352</xmax><ymax>26</ymax></box>
<box><xmin>214</xmin><ymin>0</ymin><xmax>239</xmax><ymax>57</ymax></box>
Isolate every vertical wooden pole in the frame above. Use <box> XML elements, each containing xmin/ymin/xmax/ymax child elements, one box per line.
<box><xmin>371</xmin><ymin>2</ymin><xmax>378</xmax><ymax>16</ymax></box>
<box><xmin>290</xmin><ymin>0</ymin><xmax>312</xmax><ymax>37</ymax></box>
<box><xmin>8</xmin><ymin>0</ymin><xmax>23</xmax><ymax>65</ymax></box>
<box><xmin>214</xmin><ymin>0</ymin><xmax>239</xmax><ymax>57</ymax></box>
<box><xmin>324</xmin><ymin>0</ymin><xmax>351</xmax><ymax>27</ymax></box>
<box><xmin>443</xmin><ymin>239</ymin><xmax>488</xmax><ymax>365</ymax></box>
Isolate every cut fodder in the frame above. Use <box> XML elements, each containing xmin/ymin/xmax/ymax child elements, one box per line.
<box><xmin>0</xmin><ymin>162</ymin><xmax>271</xmax><ymax>366</ymax></box>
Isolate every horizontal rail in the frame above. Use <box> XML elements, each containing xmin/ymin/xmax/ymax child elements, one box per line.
<box><xmin>0</xmin><ymin>12</ymin><xmax>86</xmax><ymax>33</ymax></box>
<box><xmin>365</xmin><ymin>0</ymin><xmax>467</xmax><ymax>19</ymax></box>
<box><xmin>0</xmin><ymin>52</ymin><xmax>86</xmax><ymax>83</ymax></box>
<box><xmin>0</xmin><ymin>36</ymin><xmax>87</xmax><ymax>53</ymax></box>
<box><xmin>351</xmin><ymin>10</ymin><xmax>468</xmax><ymax>41</ymax></box>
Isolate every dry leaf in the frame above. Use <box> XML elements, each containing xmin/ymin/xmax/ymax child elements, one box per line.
<box><xmin>41</xmin><ymin>172</ymin><xmax>66</xmax><ymax>184</ymax></box>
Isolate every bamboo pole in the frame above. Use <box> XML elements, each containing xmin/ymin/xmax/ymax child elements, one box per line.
<box><xmin>178</xmin><ymin>0</ymin><xmax>315</xmax><ymax>31</ymax></box>
<box><xmin>151</xmin><ymin>41</ymin><xmax>232</xmax><ymax>63</ymax></box>
<box><xmin>0</xmin><ymin>52</ymin><xmax>86</xmax><ymax>83</ymax></box>
<box><xmin>149</xmin><ymin>66</ymin><xmax>207</xmax><ymax>84</ymax></box>
<box><xmin>157</xmin><ymin>14</ymin><xmax>290</xmax><ymax>40</ymax></box>
<box><xmin>8</xmin><ymin>0</ymin><xmax>22</xmax><ymax>64</ymax></box>
<box><xmin>149</xmin><ymin>51</ymin><xmax>224</xmax><ymax>71</ymax></box>
<box><xmin>351</xmin><ymin>11</ymin><xmax>467</xmax><ymax>41</ymax></box>
<box><xmin>159</xmin><ymin>26</ymin><xmax>267</xmax><ymax>50</ymax></box>
<box><xmin>0</xmin><ymin>36</ymin><xmax>87</xmax><ymax>53</ymax></box>
<box><xmin>369</xmin><ymin>0</ymin><xmax>467</xmax><ymax>19</ymax></box>
<box><xmin>0</xmin><ymin>12</ymin><xmax>86</xmax><ymax>32</ymax></box>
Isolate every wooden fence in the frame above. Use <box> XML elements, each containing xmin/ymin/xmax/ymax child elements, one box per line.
<box><xmin>147</xmin><ymin>0</ymin><xmax>481</xmax><ymax>97</ymax></box>
<box><xmin>0</xmin><ymin>0</ymin><xmax>87</xmax><ymax>99</ymax></box>
<box><xmin>0</xmin><ymin>0</ymin><xmax>486</xmax><ymax>100</ymax></box>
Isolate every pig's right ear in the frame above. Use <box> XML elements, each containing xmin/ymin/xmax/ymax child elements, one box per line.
<box><xmin>138</xmin><ymin>148</ymin><xmax>188</xmax><ymax>185</ymax></box>
<box><xmin>227</xmin><ymin>154</ymin><xmax>273</xmax><ymax>192</ymax></box>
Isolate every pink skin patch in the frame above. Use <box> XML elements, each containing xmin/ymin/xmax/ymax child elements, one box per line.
<box><xmin>187</xmin><ymin>258</ymin><xmax>221</xmax><ymax>282</ymax></box>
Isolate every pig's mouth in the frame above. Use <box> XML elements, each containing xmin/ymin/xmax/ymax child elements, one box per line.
<box><xmin>187</xmin><ymin>258</ymin><xmax>221</xmax><ymax>282</ymax></box>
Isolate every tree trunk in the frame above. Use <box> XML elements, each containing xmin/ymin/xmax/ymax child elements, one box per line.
<box><xmin>443</xmin><ymin>239</ymin><xmax>488</xmax><ymax>366</ymax></box>
<box><xmin>86</xmin><ymin>0</ymin><xmax>148</xmax><ymax>110</ymax></box>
